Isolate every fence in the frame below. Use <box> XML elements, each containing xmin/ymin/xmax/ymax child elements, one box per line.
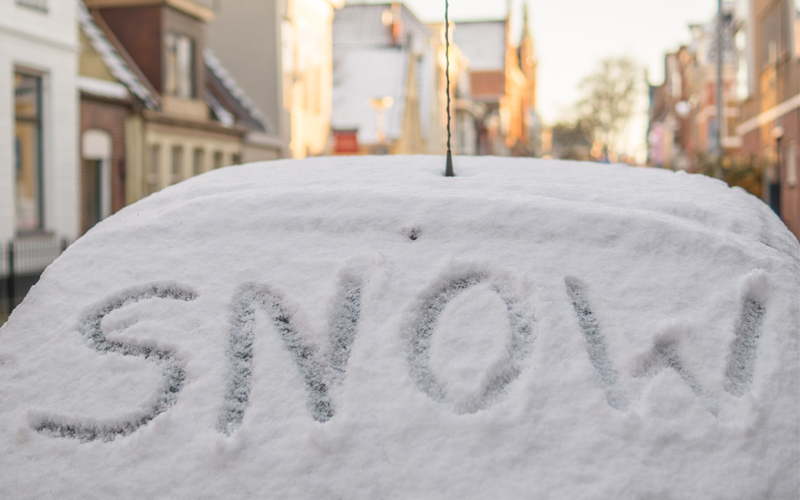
<box><xmin>0</xmin><ymin>237</ymin><xmax>70</xmax><ymax>317</ymax></box>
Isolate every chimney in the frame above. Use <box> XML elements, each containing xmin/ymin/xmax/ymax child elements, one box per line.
<box><xmin>390</xmin><ymin>2</ymin><xmax>403</xmax><ymax>46</ymax></box>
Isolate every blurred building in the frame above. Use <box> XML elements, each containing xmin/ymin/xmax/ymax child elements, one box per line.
<box><xmin>737</xmin><ymin>0</ymin><xmax>800</xmax><ymax>238</ymax></box>
<box><xmin>647</xmin><ymin>4</ymin><xmax>742</xmax><ymax>170</ymax></box>
<box><xmin>330</xmin><ymin>2</ymin><xmax>458</xmax><ymax>155</ymax></box>
<box><xmin>518</xmin><ymin>5</ymin><xmax>542</xmax><ymax>156</ymax></box>
<box><xmin>79</xmin><ymin>0</ymin><xmax>273</xmax><ymax>233</ymax></box>
<box><xmin>688</xmin><ymin>10</ymin><xmax>744</xmax><ymax>158</ymax></box>
<box><xmin>648</xmin><ymin>53</ymin><xmax>677</xmax><ymax>168</ymax></box>
<box><xmin>453</xmin><ymin>3</ymin><xmax>539</xmax><ymax>156</ymax></box>
<box><xmin>427</xmin><ymin>21</ymin><xmax>482</xmax><ymax>156</ymax></box>
<box><xmin>77</xmin><ymin>3</ymin><xmax>155</xmax><ymax>234</ymax></box>
<box><xmin>549</xmin><ymin>120</ymin><xmax>594</xmax><ymax>161</ymax></box>
<box><xmin>205</xmin><ymin>0</ymin><xmax>342</xmax><ymax>160</ymax></box>
<box><xmin>0</xmin><ymin>0</ymin><xmax>79</xmax><ymax>241</ymax></box>
<box><xmin>647</xmin><ymin>48</ymin><xmax>695</xmax><ymax>169</ymax></box>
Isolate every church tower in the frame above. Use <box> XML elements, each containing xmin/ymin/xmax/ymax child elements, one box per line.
<box><xmin>518</xmin><ymin>2</ymin><xmax>537</xmax><ymax>110</ymax></box>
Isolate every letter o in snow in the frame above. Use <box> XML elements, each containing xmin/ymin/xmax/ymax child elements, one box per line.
<box><xmin>405</xmin><ymin>270</ymin><xmax>535</xmax><ymax>414</ymax></box>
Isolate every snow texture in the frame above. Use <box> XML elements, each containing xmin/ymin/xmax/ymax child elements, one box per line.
<box><xmin>632</xmin><ymin>324</ymin><xmax>722</xmax><ymax>417</ymax></box>
<box><xmin>565</xmin><ymin>277</ymin><xmax>628</xmax><ymax>411</ymax></box>
<box><xmin>0</xmin><ymin>156</ymin><xmax>797</xmax><ymax>499</ymax></box>
<box><xmin>33</xmin><ymin>283</ymin><xmax>195</xmax><ymax>442</ymax></box>
<box><xmin>404</xmin><ymin>267</ymin><xmax>535</xmax><ymax>415</ymax></box>
<box><xmin>219</xmin><ymin>267</ymin><xmax>363</xmax><ymax>434</ymax></box>
<box><xmin>724</xmin><ymin>270</ymin><xmax>769</xmax><ymax>397</ymax></box>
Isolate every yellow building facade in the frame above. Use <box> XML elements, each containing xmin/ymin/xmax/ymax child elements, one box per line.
<box><xmin>284</xmin><ymin>0</ymin><xmax>343</xmax><ymax>158</ymax></box>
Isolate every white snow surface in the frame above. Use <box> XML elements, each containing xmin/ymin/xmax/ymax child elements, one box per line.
<box><xmin>0</xmin><ymin>156</ymin><xmax>798</xmax><ymax>498</ymax></box>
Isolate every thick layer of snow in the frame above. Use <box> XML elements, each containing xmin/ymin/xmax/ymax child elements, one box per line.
<box><xmin>0</xmin><ymin>156</ymin><xmax>798</xmax><ymax>498</ymax></box>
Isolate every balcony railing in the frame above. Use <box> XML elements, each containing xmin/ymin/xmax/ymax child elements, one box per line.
<box><xmin>1</xmin><ymin>236</ymin><xmax>70</xmax><ymax>316</ymax></box>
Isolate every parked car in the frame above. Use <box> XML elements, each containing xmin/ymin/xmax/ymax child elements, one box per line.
<box><xmin>0</xmin><ymin>156</ymin><xmax>797</xmax><ymax>498</ymax></box>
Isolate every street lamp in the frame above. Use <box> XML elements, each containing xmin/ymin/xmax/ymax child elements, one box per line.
<box><xmin>368</xmin><ymin>96</ymin><xmax>394</xmax><ymax>153</ymax></box>
<box><xmin>771</xmin><ymin>125</ymin><xmax>784</xmax><ymax>216</ymax></box>
<box><xmin>675</xmin><ymin>101</ymin><xmax>691</xmax><ymax>118</ymax></box>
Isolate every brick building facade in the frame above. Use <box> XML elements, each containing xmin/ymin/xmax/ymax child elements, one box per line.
<box><xmin>78</xmin><ymin>97</ymin><xmax>130</xmax><ymax>234</ymax></box>
<box><xmin>76</xmin><ymin>0</ymin><xmax>279</xmax><ymax>235</ymax></box>
<box><xmin>1</xmin><ymin>0</ymin><xmax>79</xmax><ymax>241</ymax></box>
<box><xmin>738</xmin><ymin>0</ymin><xmax>800</xmax><ymax>239</ymax></box>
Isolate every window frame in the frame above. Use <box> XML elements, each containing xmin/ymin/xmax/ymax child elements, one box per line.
<box><xmin>14</xmin><ymin>71</ymin><xmax>45</xmax><ymax>232</ymax></box>
<box><xmin>787</xmin><ymin>141</ymin><xmax>798</xmax><ymax>187</ymax></box>
<box><xmin>171</xmin><ymin>145</ymin><xmax>184</xmax><ymax>185</ymax></box>
<box><xmin>146</xmin><ymin>144</ymin><xmax>161</xmax><ymax>196</ymax></box>
<box><xmin>193</xmin><ymin>148</ymin><xmax>204</xmax><ymax>176</ymax></box>
<box><xmin>164</xmin><ymin>32</ymin><xmax>196</xmax><ymax>99</ymax></box>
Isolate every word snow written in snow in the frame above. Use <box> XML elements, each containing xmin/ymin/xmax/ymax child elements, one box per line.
<box><xmin>32</xmin><ymin>263</ymin><xmax>767</xmax><ymax>442</ymax></box>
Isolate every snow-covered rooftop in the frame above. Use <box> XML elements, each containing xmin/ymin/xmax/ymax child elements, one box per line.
<box><xmin>204</xmin><ymin>49</ymin><xmax>271</xmax><ymax>133</ymax></box>
<box><xmin>0</xmin><ymin>156</ymin><xmax>797</xmax><ymax>498</ymax></box>
<box><xmin>333</xmin><ymin>3</ymin><xmax>431</xmax><ymax>54</ymax></box>
<box><xmin>453</xmin><ymin>21</ymin><xmax>507</xmax><ymax>72</ymax></box>
<box><xmin>332</xmin><ymin>3</ymin><xmax>435</xmax><ymax>144</ymax></box>
<box><xmin>77</xmin><ymin>2</ymin><xmax>158</xmax><ymax>110</ymax></box>
<box><xmin>332</xmin><ymin>48</ymin><xmax>407</xmax><ymax>142</ymax></box>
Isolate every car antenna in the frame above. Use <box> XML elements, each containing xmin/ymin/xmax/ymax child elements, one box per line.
<box><xmin>445</xmin><ymin>0</ymin><xmax>454</xmax><ymax>177</ymax></box>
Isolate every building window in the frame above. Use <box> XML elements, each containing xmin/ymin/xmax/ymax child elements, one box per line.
<box><xmin>759</xmin><ymin>0</ymin><xmax>794</xmax><ymax>67</ymax></box>
<box><xmin>459</xmin><ymin>116</ymin><xmax>467</xmax><ymax>153</ymax></box>
<box><xmin>231</xmin><ymin>153</ymin><xmax>241</xmax><ymax>166</ymax></box>
<box><xmin>781</xmin><ymin>0</ymin><xmax>794</xmax><ymax>58</ymax></box>
<box><xmin>165</xmin><ymin>33</ymin><xmax>195</xmax><ymax>99</ymax></box>
<box><xmin>82</xmin><ymin>129</ymin><xmax>112</xmax><ymax>233</ymax></box>
<box><xmin>795</xmin><ymin>0</ymin><xmax>800</xmax><ymax>57</ymax></box>
<box><xmin>760</xmin><ymin>6</ymin><xmax>776</xmax><ymax>67</ymax></box>
<box><xmin>193</xmin><ymin>148</ymin><xmax>204</xmax><ymax>176</ymax></box>
<box><xmin>736</xmin><ymin>31</ymin><xmax>750</xmax><ymax>99</ymax></box>
<box><xmin>213</xmin><ymin>151</ymin><xmax>224</xmax><ymax>169</ymax></box>
<box><xmin>14</xmin><ymin>73</ymin><xmax>43</xmax><ymax>231</ymax></box>
<box><xmin>146</xmin><ymin>144</ymin><xmax>160</xmax><ymax>195</ymax></box>
<box><xmin>787</xmin><ymin>142</ymin><xmax>798</xmax><ymax>187</ymax></box>
<box><xmin>171</xmin><ymin>146</ymin><xmax>183</xmax><ymax>185</ymax></box>
<box><xmin>281</xmin><ymin>20</ymin><xmax>294</xmax><ymax>111</ymax></box>
<box><xmin>84</xmin><ymin>159</ymin><xmax>102</xmax><ymax>230</ymax></box>
<box><xmin>16</xmin><ymin>0</ymin><xmax>48</xmax><ymax>12</ymax></box>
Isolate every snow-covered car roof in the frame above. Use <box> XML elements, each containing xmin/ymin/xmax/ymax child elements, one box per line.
<box><xmin>0</xmin><ymin>156</ymin><xmax>797</xmax><ymax>498</ymax></box>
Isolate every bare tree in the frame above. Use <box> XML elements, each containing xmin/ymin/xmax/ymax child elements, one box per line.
<box><xmin>551</xmin><ymin>119</ymin><xmax>594</xmax><ymax>161</ymax></box>
<box><xmin>577</xmin><ymin>56</ymin><xmax>639</xmax><ymax>158</ymax></box>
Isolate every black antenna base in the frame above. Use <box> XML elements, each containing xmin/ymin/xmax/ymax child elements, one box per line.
<box><xmin>444</xmin><ymin>0</ymin><xmax>454</xmax><ymax>177</ymax></box>
<box><xmin>445</xmin><ymin>151</ymin><xmax>454</xmax><ymax>177</ymax></box>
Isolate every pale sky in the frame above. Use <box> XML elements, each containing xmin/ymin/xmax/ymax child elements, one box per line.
<box><xmin>352</xmin><ymin>0</ymin><xmax>722</xmax><ymax>161</ymax></box>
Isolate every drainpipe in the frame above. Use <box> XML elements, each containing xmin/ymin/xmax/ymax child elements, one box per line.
<box><xmin>715</xmin><ymin>0</ymin><xmax>724</xmax><ymax>179</ymax></box>
<box><xmin>771</xmin><ymin>125</ymin><xmax>784</xmax><ymax>216</ymax></box>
